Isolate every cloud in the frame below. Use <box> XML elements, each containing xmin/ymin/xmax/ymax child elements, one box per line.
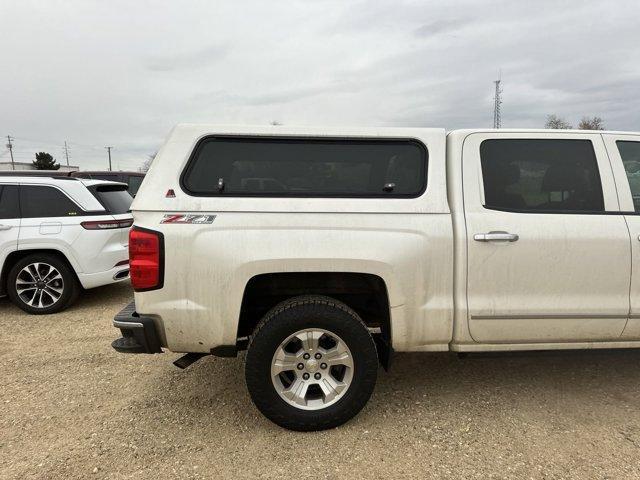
<box><xmin>0</xmin><ymin>0</ymin><xmax>639</xmax><ymax>170</ymax></box>
<box><xmin>413</xmin><ymin>18</ymin><xmax>468</xmax><ymax>38</ymax></box>
<box><xmin>146</xmin><ymin>44</ymin><xmax>229</xmax><ymax>72</ymax></box>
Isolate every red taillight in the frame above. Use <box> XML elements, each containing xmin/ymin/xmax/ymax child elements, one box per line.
<box><xmin>129</xmin><ymin>227</ymin><xmax>163</xmax><ymax>291</ymax></box>
<box><xmin>81</xmin><ymin>219</ymin><xmax>133</xmax><ymax>230</ymax></box>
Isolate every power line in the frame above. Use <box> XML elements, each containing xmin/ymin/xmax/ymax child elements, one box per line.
<box><xmin>4</xmin><ymin>134</ymin><xmax>147</xmax><ymax>171</ymax></box>
<box><xmin>13</xmin><ymin>135</ymin><xmax>104</xmax><ymax>151</ymax></box>
<box><xmin>13</xmin><ymin>135</ymin><xmax>141</xmax><ymax>154</ymax></box>
<box><xmin>68</xmin><ymin>142</ymin><xmax>106</xmax><ymax>150</ymax></box>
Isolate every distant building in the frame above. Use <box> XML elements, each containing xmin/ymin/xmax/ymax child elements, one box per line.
<box><xmin>0</xmin><ymin>161</ymin><xmax>79</xmax><ymax>173</ymax></box>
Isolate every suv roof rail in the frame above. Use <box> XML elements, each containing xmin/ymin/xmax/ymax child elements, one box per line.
<box><xmin>0</xmin><ymin>175</ymin><xmax>79</xmax><ymax>181</ymax></box>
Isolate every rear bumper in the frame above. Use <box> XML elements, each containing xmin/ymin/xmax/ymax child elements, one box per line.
<box><xmin>112</xmin><ymin>301</ymin><xmax>163</xmax><ymax>354</ymax></box>
<box><xmin>79</xmin><ymin>265</ymin><xmax>130</xmax><ymax>289</ymax></box>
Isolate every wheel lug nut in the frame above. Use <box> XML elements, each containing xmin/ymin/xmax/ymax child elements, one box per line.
<box><xmin>297</xmin><ymin>363</ymin><xmax>304</xmax><ymax>370</ymax></box>
<box><xmin>303</xmin><ymin>353</ymin><xmax>310</xmax><ymax>360</ymax></box>
<box><xmin>314</xmin><ymin>373</ymin><xmax>321</xmax><ymax>380</ymax></box>
<box><xmin>302</xmin><ymin>373</ymin><xmax>310</xmax><ymax>380</ymax></box>
<box><xmin>314</xmin><ymin>353</ymin><xmax>322</xmax><ymax>359</ymax></box>
<box><xmin>320</xmin><ymin>363</ymin><xmax>327</xmax><ymax>369</ymax></box>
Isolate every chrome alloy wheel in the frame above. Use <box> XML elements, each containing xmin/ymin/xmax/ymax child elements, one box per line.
<box><xmin>15</xmin><ymin>262</ymin><xmax>65</xmax><ymax>309</ymax></box>
<box><xmin>271</xmin><ymin>328</ymin><xmax>354</xmax><ymax>410</ymax></box>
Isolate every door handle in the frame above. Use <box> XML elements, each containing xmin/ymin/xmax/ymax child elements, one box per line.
<box><xmin>474</xmin><ymin>231</ymin><xmax>519</xmax><ymax>242</ymax></box>
<box><xmin>0</xmin><ymin>224</ymin><xmax>12</xmax><ymax>231</ymax></box>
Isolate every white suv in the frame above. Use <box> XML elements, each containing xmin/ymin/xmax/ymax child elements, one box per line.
<box><xmin>0</xmin><ymin>176</ymin><xmax>133</xmax><ymax>314</ymax></box>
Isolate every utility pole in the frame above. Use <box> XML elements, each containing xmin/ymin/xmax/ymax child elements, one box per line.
<box><xmin>493</xmin><ymin>78</ymin><xmax>503</xmax><ymax>129</ymax></box>
<box><xmin>6</xmin><ymin>135</ymin><xmax>15</xmax><ymax>170</ymax></box>
<box><xmin>105</xmin><ymin>146</ymin><xmax>112</xmax><ymax>171</ymax></box>
<box><xmin>63</xmin><ymin>141</ymin><xmax>70</xmax><ymax>166</ymax></box>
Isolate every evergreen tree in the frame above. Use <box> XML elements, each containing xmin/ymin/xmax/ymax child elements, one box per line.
<box><xmin>33</xmin><ymin>152</ymin><xmax>61</xmax><ymax>170</ymax></box>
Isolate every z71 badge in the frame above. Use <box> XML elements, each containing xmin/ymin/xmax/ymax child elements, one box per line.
<box><xmin>161</xmin><ymin>214</ymin><xmax>216</xmax><ymax>224</ymax></box>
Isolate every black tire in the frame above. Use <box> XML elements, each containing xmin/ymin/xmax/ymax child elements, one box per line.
<box><xmin>7</xmin><ymin>253</ymin><xmax>79</xmax><ymax>315</ymax></box>
<box><xmin>245</xmin><ymin>295</ymin><xmax>378</xmax><ymax>431</ymax></box>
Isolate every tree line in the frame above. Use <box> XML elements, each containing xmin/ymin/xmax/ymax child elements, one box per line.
<box><xmin>544</xmin><ymin>115</ymin><xmax>605</xmax><ymax>130</ymax></box>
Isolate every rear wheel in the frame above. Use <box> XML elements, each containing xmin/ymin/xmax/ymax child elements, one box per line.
<box><xmin>245</xmin><ymin>295</ymin><xmax>378</xmax><ymax>431</ymax></box>
<box><xmin>7</xmin><ymin>254</ymin><xmax>79</xmax><ymax>314</ymax></box>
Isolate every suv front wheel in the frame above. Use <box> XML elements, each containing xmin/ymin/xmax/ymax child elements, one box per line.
<box><xmin>7</xmin><ymin>253</ymin><xmax>79</xmax><ymax>315</ymax></box>
<box><xmin>245</xmin><ymin>295</ymin><xmax>378</xmax><ymax>431</ymax></box>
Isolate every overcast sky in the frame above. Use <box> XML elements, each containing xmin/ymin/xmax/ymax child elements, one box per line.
<box><xmin>1</xmin><ymin>0</ymin><xmax>639</xmax><ymax>171</ymax></box>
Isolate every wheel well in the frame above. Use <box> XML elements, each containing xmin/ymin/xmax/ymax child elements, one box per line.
<box><xmin>0</xmin><ymin>249</ymin><xmax>79</xmax><ymax>296</ymax></box>
<box><xmin>237</xmin><ymin>272</ymin><xmax>392</xmax><ymax>366</ymax></box>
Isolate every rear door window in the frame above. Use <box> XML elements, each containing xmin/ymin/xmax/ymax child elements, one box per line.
<box><xmin>181</xmin><ymin>137</ymin><xmax>428</xmax><ymax>197</ymax></box>
<box><xmin>616</xmin><ymin>141</ymin><xmax>640</xmax><ymax>212</ymax></box>
<box><xmin>0</xmin><ymin>185</ymin><xmax>20</xmax><ymax>219</ymax></box>
<box><xmin>480</xmin><ymin>139</ymin><xmax>604</xmax><ymax>213</ymax></box>
<box><xmin>20</xmin><ymin>185</ymin><xmax>84</xmax><ymax>218</ymax></box>
<box><xmin>90</xmin><ymin>185</ymin><xmax>133</xmax><ymax>214</ymax></box>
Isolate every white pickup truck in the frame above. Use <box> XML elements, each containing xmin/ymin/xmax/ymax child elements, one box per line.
<box><xmin>112</xmin><ymin>124</ymin><xmax>640</xmax><ymax>430</ymax></box>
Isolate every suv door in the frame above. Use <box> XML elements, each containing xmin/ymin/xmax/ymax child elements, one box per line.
<box><xmin>603</xmin><ymin>134</ymin><xmax>640</xmax><ymax>339</ymax></box>
<box><xmin>0</xmin><ymin>184</ymin><xmax>20</xmax><ymax>280</ymax></box>
<box><xmin>17</xmin><ymin>184</ymin><xmax>86</xmax><ymax>262</ymax></box>
<box><xmin>463</xmin><ymin>132</ymin><xmax>630</xmax><ymax>343</ymax></box>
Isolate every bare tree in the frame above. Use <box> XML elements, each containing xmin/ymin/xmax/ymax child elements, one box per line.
<box><xmin>140</xmin><ymin>151</ymin><xmax>156</xmax><ymax>173</ymax></box>
<box><xmin>578</xmin><ymin>116</ymin><xmax>605</xmax><ymax>130</ymax></box>
<box><xmin>544</xmin><ymin>115</ymin><xmax>572</xmax><ymax>129</ymax></box>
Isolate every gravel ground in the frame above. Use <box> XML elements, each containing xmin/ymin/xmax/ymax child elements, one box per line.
<box><xmin>1</xmin><ymin>281</ymin><xmax>640</xmax><ymax>479</ymax></box>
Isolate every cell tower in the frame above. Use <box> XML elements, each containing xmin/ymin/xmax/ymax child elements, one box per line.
<box><xmin>493</xmin><ymin>79</ymin><xmax>502</xmax><ymax>129</ymax></box>
<box><xmin>64</xmin><ymin>141</ymin><xmax>70</xmax><ymax>166</ymax></box>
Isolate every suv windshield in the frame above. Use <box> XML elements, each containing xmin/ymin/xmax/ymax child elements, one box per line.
<box><xmin>91</xmin><ymin>185</ymin><xmax>133</xmax><ymax>214</ymax></box>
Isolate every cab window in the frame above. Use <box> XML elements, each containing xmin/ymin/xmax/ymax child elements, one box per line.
<box><xmin>616</xmin><ymin>141</ymin><xmax>640</xmax><ymax>212</ymax></box>
<box><xmin>480</xmin><ymin>139</ymin><xmax>604</xmax><ymax>213</ymax></box>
